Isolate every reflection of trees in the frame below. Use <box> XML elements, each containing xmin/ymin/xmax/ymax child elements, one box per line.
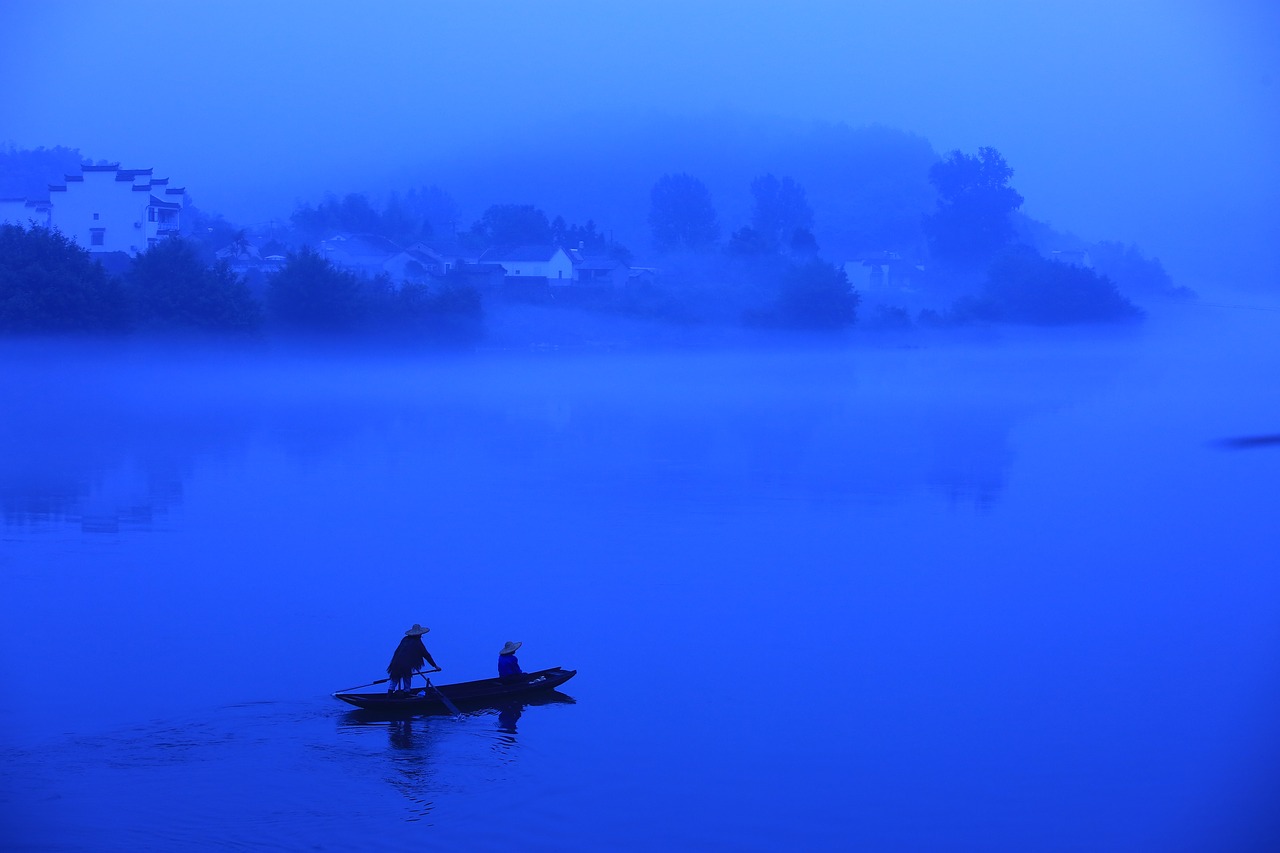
<box><xmin>0</xmin><ymin>389</ymin><xmax>252</xmax><ymax>530</ymax></box>
<box><xmin>2</xmin><ymin>346</ymin><xmax>1109</xmax><ymax>533</ymax></box>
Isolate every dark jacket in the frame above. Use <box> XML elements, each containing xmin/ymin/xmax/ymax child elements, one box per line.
<box><xmin>498</xmin><ymin>654</ymin><xmax>522</xmax><ymax>678</ymax></box>
<box><xmin>387</xmin><ymin>635</ymin><xmax>437</xmax><ymax>677</ymax></box>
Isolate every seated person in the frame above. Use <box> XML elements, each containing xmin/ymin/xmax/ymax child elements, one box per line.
<box><xmin>498</xmin><ymin>640</ymin><xmax>523</xmax><ymax>677</ymax></box>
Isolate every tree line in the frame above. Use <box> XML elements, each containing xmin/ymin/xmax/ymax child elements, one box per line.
<box><xmin>2</xmin><ymin>136</ymin><xmax>1175</xmax><ymax>336</ymax></box>
<box><xmin>0</xmin><ymin>225</ymin><xmax>481</xmax><ymax>342</ymax></box>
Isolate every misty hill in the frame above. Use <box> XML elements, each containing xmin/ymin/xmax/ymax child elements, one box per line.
<box><xmin>409</xmin><ymin>113</ymin><xmax>940</xmax><ymax>263</ymax></box>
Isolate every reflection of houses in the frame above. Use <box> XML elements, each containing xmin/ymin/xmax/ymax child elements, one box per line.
<box><xmin>2</xmin><ymin>164</ymin><xmax>184</xmax><ymax>256</ymax></box>
<box><xmin>842</xmin><ymin>252</ymin><xmax>922</xmax><ymax>294</ymax></box>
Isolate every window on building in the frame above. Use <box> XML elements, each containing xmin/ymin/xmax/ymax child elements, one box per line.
<box><xmin>90</xmin><ymin>229</ymin><xmax>105</xmax><ymax>246</ymax></box>
<box><xmin>93</xmin><ymin>212</ymin><xmax>99</xmax><ymax>220</ymax></box>
<box><xmin>148</xmin><ymin>209</ymin><xmax>156</xmax><ymax>222</ymax></box>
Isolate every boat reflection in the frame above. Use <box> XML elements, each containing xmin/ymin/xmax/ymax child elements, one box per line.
<box><xmin>337</xmin><ymin>691</ymin><xmax>576</xmax><ymax>813</ymax></box>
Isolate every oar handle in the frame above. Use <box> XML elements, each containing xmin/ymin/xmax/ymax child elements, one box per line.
<box><xmin>334</xmin><ymin>676</ymin><xmax>392</xmax><ymax>693</ymax></box>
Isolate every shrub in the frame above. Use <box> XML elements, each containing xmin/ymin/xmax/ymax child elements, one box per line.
<box><xmin>126</xmin><ymin>237</ymin><xmax>260</xmax><ymax>333</ymax></box>
<box><xmin>963</xmin><ymin>247</ymin><xmax>1142</xmax><ymax>325</ymax></box>
<box><xmin>0</xmin><ymin>224</ymin><xmax>128</xmax><ymax>333</ymax></box>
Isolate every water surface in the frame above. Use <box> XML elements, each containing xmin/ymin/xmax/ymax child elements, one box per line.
<box><xmin>2</xmin><ymin>304</ymin><xmax>1278</xmax><ymax>850</ymax></box>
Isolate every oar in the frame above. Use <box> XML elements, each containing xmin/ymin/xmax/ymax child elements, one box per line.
<box><xmin>334</xmin><ymin>676</ymin><xmax>392</xmax><ymax>693</ymax></box>
<box><xmin>416</xmin><ymin>670</ymin><xmax>462</xmax><ymax>716</ymax></box>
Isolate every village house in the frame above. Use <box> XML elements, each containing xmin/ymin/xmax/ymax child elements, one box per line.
<box><xmin>35</xmin><ymin>164</ymin><xmax>185</xmax><ymax>256</ymax></box>
<box><xmin>0</xmin><ymin>197</ymin><xmax>52</xmax><ymax>228</ymax></box>
<box><xmin>317</xmin><ymin>233</ymin><xmax>461</xmax><ymax>286</ymax></box>
<box><xmin>843</xmin><ymin>251</ymin><xmax>922</xmax><ymax>295</ymax></box>
<box><xmin>480</xmin><ymin>245</ymin><xmax>575</xmax><ymax>283</ymax></box>
<box><xmin>567</xmin><ymin>244</ymin><xmax>630</xmax><ymax>288</ymax></box>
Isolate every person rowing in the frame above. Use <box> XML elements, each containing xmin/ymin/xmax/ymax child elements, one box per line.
<box><xmin>387</xmin><ymin>623</ymin><xmax>440</xmax><ymax>694</ymax></box>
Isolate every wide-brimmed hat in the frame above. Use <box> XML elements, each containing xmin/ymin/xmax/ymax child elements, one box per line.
<box><xmin>499</xmin><ymin>640</ymin><xmax>522</xmax><ymax>655</ymax></box>
<box><xmin>404</xmin><ymin>624</ymin><xmax>430</xmax><ymax>636</ymax></box>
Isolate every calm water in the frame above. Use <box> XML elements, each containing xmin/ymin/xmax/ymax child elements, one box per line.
<box><xmin>2</xmin><ymin>303</ymin><xmax>1278</xmax><ymax>851</ymax></box>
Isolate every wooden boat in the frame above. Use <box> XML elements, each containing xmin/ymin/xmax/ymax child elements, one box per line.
<box><xmin>332</xmin><ymin>666</ymin><xmax>577</xmax><ymax>712</ymax></box>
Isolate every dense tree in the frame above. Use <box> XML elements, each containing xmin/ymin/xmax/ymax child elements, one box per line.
<box><xmin>125</xmin><ymin>238</ymin><xmax>260</xmax><ymax>333</ymax></box>
<box><xmin>380</xmin><ymin>191</ymin><xmax>423</xmax><ymax>244</ymax></box>
<box><xmin>726</xmin><ymin>226</ymin><xmax>774</xmax><ymax>258</ymax></box>
<box><xmin>0</xmin><ymin>224</ymin><xmax>128</xmax><ymax>333</ymax></box>
<box><xmin>374</xmin><ymin>280</ymin><xmax>485</xmax><ymax>344</ymax></box>
<box><xmin>747</xmin><ymin>260</ymin><xmax>859</xmax><ymax>330</ymax></box>
<box><xmin>648</xmin><ymin>173</ymin><xmax>719</xmax><ymax>252</ymax></box>
<box><xmin>924</xmin><ymin>147</ymin><xmax>1024</xmax><ymax>270</ymax></box>
<box><xmin>551</xmin><ymin>215</ymin><xmax>632</xmax><ymax>262</ymax></box>
<box><xmin>469</xmin><ymin>204</ymin><xmax>553</xmax><ymax>248</ymax></box>
<box><xmin>956</xmin><ymin>245</ymin><xmax>1142</xmax><ymax>325</ymax></box>
<box><xmin>750</xmin><ymin>174</ymin><xmax>813</xmax><ymax>250</ymax></box>
<box><xmin>292</xmin><ymin>193</ymin><xmax>394</xmax><ymax>240</ymax></box>
<box><xmin>1090</xmin><ymin>241</ymin><xmax>1190</xmax><ymax>298</ymax></box>
<box><xmin>403</xmin><ymin>185</ymin><xmax>458</xmax><ymax>237</ymax></box>
<box><xmin>551</xmin><ymin>216</ymin><xmax>602</xmax><ymax>249</ymax></box>
<box><xmin>267</xmin><ymin>247</ymin><xmax>367</xmax><ymax>332</ymax></box>
<box><xmin>0</xmin><ymin>144</ymin><xmax>85</xmax><ymax>198</ymax></box>
<box><xmin>180</xmin><ymin>195</ymin><xmax>241</xmax><ymax>261</ymax></box>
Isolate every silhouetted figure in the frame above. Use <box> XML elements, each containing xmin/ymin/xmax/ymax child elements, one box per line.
<box><xmin>498</xmin><ymin>640</ymin><xmax>523</xmax><ymax>678</ymax></box>
<box><xmin>387</xmin><ymin>623</ymin><xmax>439</xmax><ymax>693</ymax></box>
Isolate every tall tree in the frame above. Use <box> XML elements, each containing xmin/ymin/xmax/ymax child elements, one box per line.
<box><xmin>750</xmin><ymin>174</ymin><xmax>813</xmax><ymax>250</ymax></box>
<box><xmin>404</xmin><ymin>185</ymin><xmax>458</xmax><ymax>237</ymax></box>
<box><xmin>469</xmin><ymin>204</ymin><xmax>552</xmax><ymax>248</ymax></box>
<box><xmin>648</xmin><ymin>173</ymin><xmax>719</xmax><ymax>252</ymax></box>
<box><xmin>126</xmin><ymin>238</ymin><xmax>260</xmax><ymax>333</ymax></box>
<box><xmin>924</xmin><ymin>147</ymin><xmax>1024</xmax><ymax>270</ymax></box>
<box><xmin>0</xmin><ymin>224</ymin><xmax>128</xmax><ymax>332</ymax></box>
<box><xmin>267</xmin><ymin>247</ymin><xmax>367</xmax><ymax>332</ymax></box>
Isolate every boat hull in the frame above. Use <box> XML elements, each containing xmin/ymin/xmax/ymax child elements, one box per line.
<box><xmin>332</xmin><ymin>666</ymin><xmax>577</xmax><ymax>711</ymax></box>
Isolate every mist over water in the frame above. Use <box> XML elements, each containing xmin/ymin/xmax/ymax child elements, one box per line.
<box><xmin>2</xmin><ymin>300</ymin><xmax>1277</xmax><ymax>850</ymax></box>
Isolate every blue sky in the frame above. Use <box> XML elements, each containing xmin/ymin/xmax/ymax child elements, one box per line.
<box><xmin>2</xmin><ymin>0</ymin><xmax>1277</xmax><ymax>285</ymax></box>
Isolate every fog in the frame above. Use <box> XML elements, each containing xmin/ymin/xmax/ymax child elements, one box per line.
<box><xmin>3</xmin><ymin>1</ymin><xmax>1278</xmax><ymax>287</ymax></box>
<box><xmin>3</xmin><ymin>2</ymin><xmax>1280</xmax><ymax>849</ymax></box>
<box><xmin>3</xmin><ymin>301</ymin><xmax>1280</xmax><ymax>847</ymax></box>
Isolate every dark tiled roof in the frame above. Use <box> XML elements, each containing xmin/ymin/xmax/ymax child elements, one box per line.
<box><xmin>149</xmin><ymin>195</ymin><xmax>181</xmax><ymax>210</ymax></box>
<box><xmin>81</xmin><ymin>163</ymin><xmax>121</xmax><ymax>172</ymax></box>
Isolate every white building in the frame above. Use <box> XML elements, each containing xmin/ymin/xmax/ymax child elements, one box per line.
<box><xmin>0</xmin><ymin>197</ymin><xmax>52</xmax><ymax>228</ymax></box>
<box><xmin>46</xmin><ymin>164</ymin><xmax>184</xmax><ymax>255</ymax></box>
<box><xmin>479</xmin><ymin>245</ymin><xmax>575</xmax><ymax>283</ymax></box>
